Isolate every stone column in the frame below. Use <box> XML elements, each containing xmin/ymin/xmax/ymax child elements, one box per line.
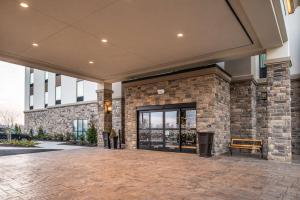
<box><xmin>230</xmin><ymin>78</ymin><xmax>257</xmax><ymax>139</ymax></box>
<box><xmin>112</xmin><ymin>97</ymin><xmax>125</xmax><ymax>143</ymax></box>
<box><xmin>265</xmin><ymin>58</ymin><xmax>292</xmax><ymax>162</ymax></box>
<box><xmin>96</xmin><ymin>83</ymin><xmax>113</xmax><ymax>147</ymax></box>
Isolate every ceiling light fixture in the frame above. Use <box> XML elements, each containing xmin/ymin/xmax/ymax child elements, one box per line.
<box><xmin>89</xmin><ymin>61</ymin><xmax>94</xmax><ymax>64</ymax></box>
<box><xmin>20</xmin><ymin>2</ymin><xmax>29</xmax><ymax>8</ymax></box>
<box><xmin>32</xmin><ymin>43</ymin><xmax>39</xmax><ymax>47</ymax></box>
<box><xmin>286</xmin><ymin>0</ymin><xmax>295</xmax><ymax>14</ymax></box>
<box><xmin>177</xmin><ymin>33</ymin><xmax>184</xmax><ymax>38</ymax></box>
<box><xmin>101</xmin><ymin>38</ymin><xmax>108</xmax><ymax>43</ymax></box>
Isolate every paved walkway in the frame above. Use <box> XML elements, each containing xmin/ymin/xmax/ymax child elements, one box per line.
<box><xmin>0</xmin><ymin>149</ymin><xmax>299</xmax><ymax>200</ymax></box>
<box><xmin>0</xmin><ymin>141</ymin><xmax>87</xmax><ymax>156</ymax></box>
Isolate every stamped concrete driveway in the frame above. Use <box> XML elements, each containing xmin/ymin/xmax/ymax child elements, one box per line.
<box><xmin>0</xmin><ymin>148</ymin><xmax>300</xmax><ymax>200</ymax></box>
<box><xmin>0</xmin><ymin>141</ymin><xmax>87</xmax><ymax>156</ymax></box>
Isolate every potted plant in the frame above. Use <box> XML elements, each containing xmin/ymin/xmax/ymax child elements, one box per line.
<box><xmin>109</xmin><ymin>128</ymin><xmax>118</xmax><ymax>149</ymax></box>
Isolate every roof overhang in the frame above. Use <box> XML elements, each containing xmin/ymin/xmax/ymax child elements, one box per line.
<box><xmin>0</xmin><ymin>0</ymin><xmax>288</xmax><ymax>82</ymax></box>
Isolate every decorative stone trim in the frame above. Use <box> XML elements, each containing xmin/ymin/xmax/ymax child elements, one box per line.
<box><xmin>24</xmin><ymin>100</ymin><xmax>98</xmax><ymax>113</ymax></box>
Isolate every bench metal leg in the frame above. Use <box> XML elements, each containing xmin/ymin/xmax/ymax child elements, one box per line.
<box><xmin>229</xmin><ymin>148</ymin><xmax>232</xmax><ymax>156</ymax></box>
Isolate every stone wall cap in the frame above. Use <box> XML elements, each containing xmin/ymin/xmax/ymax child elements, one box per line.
<box><xmin>256</xmin><ymin>78</ymin><xmax>267</xmax><ymax>85</ymax></box>
<box><xmin>264</xmin><ymin>57</ymin><xmax>292</xmax><ymax>66</ymax></box>
<box><xmin>96</xmin><ymin>89</ymin><xmax>114</xmax><ymax>93</ymax></box>
<box><xmin>291</xmin><ymin>74</ymin><xmax>300</xmax><ymax>80</ymax></box>
<box><xmin>123</xmin><ymin>65</ymin><xmax>231</xmax><ymax>87</ymax></box>
<box><xmin>24</xmin><ymin>100</ymin><xmax>98</xmax><ymax>113</ymax></box>
<box><xmin>231</xmin><ymin>74</ymin><xmax>257</xmax><ymax>84</ymax></box>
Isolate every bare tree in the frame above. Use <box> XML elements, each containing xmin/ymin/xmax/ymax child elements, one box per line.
<box><xmin>0</xmin><ymin>110</ymin><xmax>19</xmax><ymax>128</ymax></box>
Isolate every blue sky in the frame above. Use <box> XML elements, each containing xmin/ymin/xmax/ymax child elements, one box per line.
<box><xmin>0</xmin><ymin>61</ymin><xmax>24</xmax><ymax>125</ymax></box>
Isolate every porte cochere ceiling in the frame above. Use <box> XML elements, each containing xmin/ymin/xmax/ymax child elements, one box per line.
<box><xmin>0</xmin><ymin>0</ymin><xmax>287</xmax><ymax>82</ymax></box>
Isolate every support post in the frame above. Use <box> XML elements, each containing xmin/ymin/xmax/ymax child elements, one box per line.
<box><xmin>96</xmin><ymin>83</ymin><xmax>113</xmax><ymax>147</ymax></box>
<box><xmin>265</xmin><ymin>57</ymin><xmax>292</xmax><ymax>162</ymax></box>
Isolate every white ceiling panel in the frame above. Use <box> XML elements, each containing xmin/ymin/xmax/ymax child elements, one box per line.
<box><xmin>76</xmin><ymin>0</ymin><xmax>251</xmax><ymax>66</ymax></box>
<box><xmin>0</xmin><ymin>0</ymin><xmax>285</xmax><ymax>82</ymax></box>
<box><xmin>0</xmin><ymin>0</ymin><xmax>66</xmax><ymax>53</ymax></box>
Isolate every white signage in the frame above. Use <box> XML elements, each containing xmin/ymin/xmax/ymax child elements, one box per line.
<box><xmin>157</xmin><ymin>89</ymin><xmax>165</xmax><ymax>95</ymax></box>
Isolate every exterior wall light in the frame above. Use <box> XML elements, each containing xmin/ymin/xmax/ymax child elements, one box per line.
<box><xmin>105</xmin><ymin>102</ymin><xmax>112</xmax><ymax>114</ymax></box>
<box><xmin>286</xmin><ymin>0</ymin><xmax>299</xmax><ymax>14</ymax></box>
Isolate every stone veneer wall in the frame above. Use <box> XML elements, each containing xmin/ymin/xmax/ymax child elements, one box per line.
<box><xmin>291</xmin><ymin>77</ymin><xmax>300</xmax><ymax>154</ymax></box>
<box><xmin>96</xmin><ymin>89</ymin><xmax>112</xmax><ymax>146</ymax></box>
<box><xmin>124</xmin><ymin>72</ymin><xmax>230</xmax><ymax>155</ymax></box>
<box><xmin>256</xmin><ymin>79</ymin><xmax>268</xmax><ymax>157</ymax></box>
<box><xmin>24</xmin><ymin>102</ymin><xmax>100</xmax><ymax>135</ymax></box>
<box><xmin>112</xmin><ymin>98</ymin><xmax>125</xmax><ymax>142</ymax></box>
<box><xmin>266</xmin><ymin>62</ymin><xmax>292</xmax><ymax>162</ymax></box>
<box><xmin>230</xmin><ymin>80</ymin><xmax>257</xmax><ymax>138</ymax></box>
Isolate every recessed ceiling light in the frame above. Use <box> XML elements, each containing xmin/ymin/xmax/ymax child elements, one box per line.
<box><xmin>177</xmin><ymin>33</ymin><xmax>184</xmax><ymax>38</ymax></box>
<box><xmin>89</xmin><ymin>61</ymin><xmax>94</xmax><ymax>64</ymax></box>
<box><xmin>101</xmin><ymin>38</ymin><xmax>108</xmax><ymax>43</ymax></box>
<box><xmin>20</xmin><ymin>2</ymin><xmax>29</xmax><ymax>8</ymax></box>
<box><xmin>32</xmin><ymin>43</ymin><xmax>39</xmax><ymax>47</ymax></box>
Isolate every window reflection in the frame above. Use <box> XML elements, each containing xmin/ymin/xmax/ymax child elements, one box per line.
<box><xmin>150</xmin><ymin>112</ymin><xmax>163</xmax><ymax>128</ymax></box>
<box><xmin>139</xmin><ymin>112</ymin><xmax>150</xmax><ymax>129</ymax></box>
<box><xmin>181</xmin><ymin>110</ymin><xmax>196</xmax><ymax>129</ymax></box>
<box><xmin>165</xmin><ymin>111</ymin><xmax>179</xmax><ymax>128</ymax></box>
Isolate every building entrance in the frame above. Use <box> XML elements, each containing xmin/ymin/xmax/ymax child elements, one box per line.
<box><xmin>137</xmin><ymin>103</ymin><xmax>197</xmax><ymax>153</ymax></box>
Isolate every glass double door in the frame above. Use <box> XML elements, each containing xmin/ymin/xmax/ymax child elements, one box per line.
<box><xmin>138</xmin><ymin>108</ymin><xmax>197</xmax><ymax>153</ymax></box>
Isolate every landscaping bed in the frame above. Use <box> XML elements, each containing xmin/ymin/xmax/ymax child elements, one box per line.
<box><xmin>0</xmin><ymin>139</ymin><xmax>38</xmax><ymax>147</ymax></box>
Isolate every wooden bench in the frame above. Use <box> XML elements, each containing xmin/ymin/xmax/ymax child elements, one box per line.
<box><xmin>229</xmin><ymin>138</ymin><xmax>263</xmax><ymax>158</ymax></box>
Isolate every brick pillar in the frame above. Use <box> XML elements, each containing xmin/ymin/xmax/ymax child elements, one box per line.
<box><xmin>266</xmin><ymin>58</ymin><xmax>292</xmax><ymax>162</ymax></box>
<box><xmin>97</xmin><ymin>88</ymin><xmax>113</xmax><ymax>147</ymax></box>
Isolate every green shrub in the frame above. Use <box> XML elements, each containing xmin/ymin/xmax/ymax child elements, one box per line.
<box><xmin>29</xmin><ymin>128</ymin><xmax>34</xmax><ymax>137</ymax></box>
<box><xmin>79</xmin><ymin>134</ymin><xmax>85</xmax><ymax>145</ymax></box>
<box><xmin>54</xmin><ymin>133</ymin><xmax>64</xmax><ymax>141</ymax></box>
<box><xmin>64</xmin><ymin>132</ymin><xmax>71</xmax><ymax>141</ymax></box>
<box><xmin>2</xmin><ymin>139</ymin><xmax>38</xmax><ymax>147</ymax></box>
<box><xmin>86</xmin><ymin>121</ymin><xmax>97</xmax><ymax>145</ymax></box>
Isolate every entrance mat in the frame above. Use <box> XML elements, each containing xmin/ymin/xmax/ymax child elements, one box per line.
<box><xmin>0</xmin><ymin>149</ymin><xmax>62</xmax><ymax>156</ymax></box>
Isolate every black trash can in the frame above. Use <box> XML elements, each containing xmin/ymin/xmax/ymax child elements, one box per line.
<box><xmin>102</xmin><ymin>132</ymin><xmax>111</xmax><ymax>149</ymax></box>
<box><xmin>198</xmin><ymin>132</ymin><xmax>214</xmax><ymax>157</ymax></box>
<box><xmin>112</xmin><ymin>136</ymin><xmax>118</xmax><ymax>149</ymax></box>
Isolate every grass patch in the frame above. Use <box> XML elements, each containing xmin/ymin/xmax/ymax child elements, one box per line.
<box><xmin>1</xmin><ymin>139</ymin><xmax>38</xmax><ymax>147</ymax></box>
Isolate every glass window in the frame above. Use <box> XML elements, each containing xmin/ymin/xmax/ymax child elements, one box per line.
<box><xmin>45</xmin><ymin>92</ymin><xmax>48</xmax><ymax>105</ymax></box>
<box><xmin>45</xmin><ymin>72</ymin><xmax>49</xmax><ymax>80</ymax></box>
<box><xmin>165</xmin><ymin>111</ymin><xmax>179</xmax><ymax>128</ymax></box>
<box><xmin>76</xmin><ymin>80</ymin><xmax>84</xmax><ymax>102</ymax></box>
<box><xmin>185</xmin><ymin>110</ymin><xmax>196</xmax><ymax>129</ymax></box>
<box><xmin>83</xmin><ymin>120</ymin><xmax>88</xmax><ymax>132</ymax></box>
<box><xmin>139</xmin><ymin>112</ymin><xmax>150</xmax><ymax>129</ymax></box>
<box><xmin>73</xmin><ymin>119</ymin><xmax>89</xmax><ymax>140</ymax></box>
<box><xmin>259</xmin><ymin>54</ymin><xmax>267</xmax><ymax>78</ymax></box>
<box><xmin>29</xmin><ymin>95</ymin><xmax>33</xmax><ymax>106</ymax></box>
<box><xmin>151</xmin><ymin>112</ymin><xmax>163</xmax><ymax>128</ymax></box>
<box><xmin>30</xmin><ymin>85</ymin><xmax>34</xmax><ymax>95</ymax></box>
<box><xmin>30</xmin><ymin>72</ymin><xmax>34</xmax><ymax>84</ymax></box>
<box><xmin>55</xmin><ymin>86</ymin><xmax>61</xmax><ymax>100</ymax></box>
<box><xmin>45</xmin><ymin>82</ymin><xmax>48</xmax><ymax>92</ymax></box>
<box><xmin>55</xmin><ymin>74</ymin><xmax>61</xmax><ymax>86</ymax></box>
